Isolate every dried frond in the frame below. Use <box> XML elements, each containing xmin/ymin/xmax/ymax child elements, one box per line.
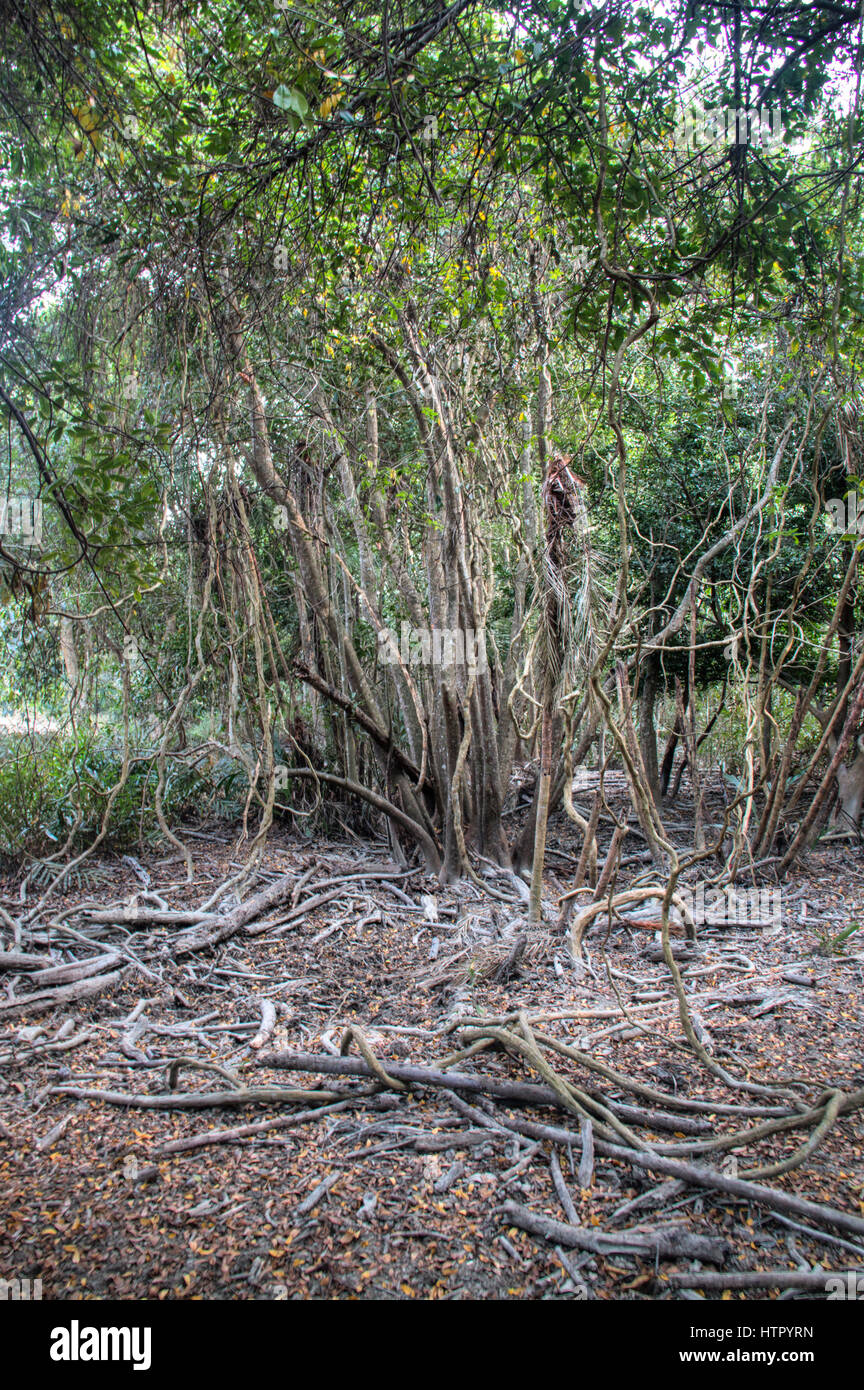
<box><xmin>532</xmin><ymin>453</ymin><xmax>609</xmax><ymax>710</ymax></box>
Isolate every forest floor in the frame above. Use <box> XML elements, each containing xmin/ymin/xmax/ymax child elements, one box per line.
<box><xmin>1</xmin><ymin>782</ymin><xmax>863</xmax><ymax>1301</ymax></box>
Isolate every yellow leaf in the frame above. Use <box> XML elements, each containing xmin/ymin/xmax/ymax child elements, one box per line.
<box><xmin>319</xmin><ymin>92</ymin><xmax>344</xmax><ymax>119</ymax></box>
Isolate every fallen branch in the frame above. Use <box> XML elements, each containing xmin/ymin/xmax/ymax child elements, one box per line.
<box><xmin>156</xmin><ymin>1093</ymin><xmax>384</xmax><ymax>1155</ymax></box>
<box><xmin>175</xmin><ymin>874</ymin><xmax>300</xmax><ymax>954</ymax></box>
<box><xmin>549</xmin><ymin>1148</ymin><xmax>580</xmax><ymax>1224</ymax></box>
<box><xmin>250</xmin><ymin>999</ymin><xmax>277</xmax><ymax>1050</ymax></box>
<box><xmin>81</xmin><ymin>907</ymin><xmax>215</xmax><ymax>928</ymax></box>
<box><xmin>502</xmin><ymin>1201</ymin><xmax>729</xmax><ymax>1264</ymax></box>
<box><xmin>568</xmin><ymin>887</ymin><xmax>698</xmax><ymax>958</ymax></box>
<box><xmin>249</xmin><ymin>888</ymin><xmax>345</xmax><ymax>937</ymax></box>
<box><xmin>414</xmin><ymin>1129</ymin><xmax>493</xmax><ymax>1151</ymax></box>
<box><xmin>0</xmin><ymin>950</ymin><xmax>45</xmax><ymax>971</ymax></box>
<box><xmin>29</xmin><ymin>953</ymin><xmax>122</xmax><ymax>987</ymax></box>
<box><xmin>664</xmin><ymin>1270</ymin><xmax>851</xmax><ymax>1292</ymax></box>
<box><xmin>486</xmin><ymin>1108</ymin><xmax>864</xmax><ymax>1241</ymax></box>
<box><xmin>295</xmin><ymin>1171</ymin><xmax>341</xmax><ymax>1217</ymax></box>
<box><xmin>35</xmin><ymin>1112</ymin><xmax>75</xmax><ymax>1152</ymax></box>
<box><xmin>49</xmin><ymin>1083</ymin><xmax>340</xmax><ymax>1109</ymax></box>
<box><xmin>0</xmin><ymin>968</ymin><xmax>126</xmax><ymax>1018</ymax></box>
<box><xmin>256</xmin><ymin>1048</ymin><xmax>704</xmax><ymax>1133</ymax></box>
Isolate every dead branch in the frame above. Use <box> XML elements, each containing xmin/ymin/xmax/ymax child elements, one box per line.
<box><xmin>0</xmin><ymin>968</ymin><xmax>127</xmax><ymax>1018</ymax></box>
<box><xmin>502</xmin><ymin>1201</ymin><xmax>729</xmax><ymax>1263</ymax></box>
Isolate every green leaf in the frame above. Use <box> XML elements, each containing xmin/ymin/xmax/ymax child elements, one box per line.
<box><xmin>273</xmin><ymin>86</ymin><xmax>310</xmax><ymax>118</ymax></box>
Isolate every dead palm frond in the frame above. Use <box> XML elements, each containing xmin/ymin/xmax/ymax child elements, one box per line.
<box><xmin>535</xmin><ymin>453</ymin><xmax>607</xmax><ymax>710</ymax></box>
<box><xmin>528</xmin><ymin>452</ymin><xmax>607</xmax><ymax>922</ymax></box>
